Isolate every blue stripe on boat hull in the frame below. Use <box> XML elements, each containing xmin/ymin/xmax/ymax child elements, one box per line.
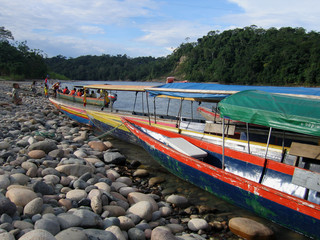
<box><xmin>60</xmin><ymin>109</ymin><xmax>92</xmax><ymax>126</ymax></box>
<box><xmin>137</xmin><ymin>137</ymin><xmax>320</xmax><ymax>239</ymax></box>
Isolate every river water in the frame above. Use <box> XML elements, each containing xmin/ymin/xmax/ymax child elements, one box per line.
<box><xmin>60</xmin><ymin>80</ymin><xmax>310</xmax><ymax>239</ymax></box>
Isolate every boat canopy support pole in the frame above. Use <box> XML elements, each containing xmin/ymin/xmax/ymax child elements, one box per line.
<box><xmin>281</xmin><ymin>131</ymin><xmax>286</xmax><ymax>163</ymax></box>
<box><xmin>153</xmin><ymin>97</ymin><xmax>157</xmax><ymax>124</ymax></box>
<box><xmin>246</xmin><ymin>123</ymin><xmax>250</xmax><ymax>154</ymax></box>
<box><xmin>222</xmin><ymin>118</ymin><xmax>225</xmax><ymax>170</ymax></box>
<box><xmin>259</xmin><ymin>127</ymin><xmax>273</xmax><ymax>184</ymax></box>
<box><xmin>142</xmin><ymin>92</ymin><xmax>144</xmax><ymax>114</ymax></box>
<box><xmin>166</xmin><ymin>98</ymin><xmax>171</xmax><ymax>116</ymax></box>
<box><xmin>265</xmin><ymin>127</ymin><xmax>272</xmax><ymax>159</ymax></box>
<box><xmin>146</xmin><ymin>93</ymin><xmax>151</xmax><ymax>125</ymax></box>
<box><xmin>191</xmin><ymin>101</ymin><xmax>193</xmax><ymax>121</ymax></box>
<box><xmin>133</xmin><ymin>91</ymin><xmax>138</xmax><ymax>113</ymax></box>
<box><xmin>176</xmin><ymin>98</ymin><xmax>184</xmax><ymax>132</ymax></box>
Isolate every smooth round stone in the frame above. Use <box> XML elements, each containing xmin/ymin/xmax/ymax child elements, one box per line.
<box><xmin>106</xmin><ymin>226</ymin><xmax>126</xmax><ymax>240</ymax></box>
<box><xmin>166</xmin><ymin>223</ymin><xmax>184</xmax><ymax>233</ymax></box>
<box><xmin>28</xmin><ymin>150</ymin><xmax>46</xmax><ymax>159</ymax></box>
<box><xmin>55</xmin><ymin>164</ymin><xmax>94</xmax><ymax>177</ymax></box>
<box><xmin>159</xmin><ymin>206</ymin><xmax>172</xmax><ymax>217</ymax></box>
<box><xmin>13</xmin><ymin>220</ymin><xmax>34</xmax><ymax>230</ymax></box>
<box><xmin>127</xmin><ymin>201</ymin><xmax>153</xmax><ymax>221</ymax></box>
<box><xmin>0</xmin><ymin>197</ymin><xmax>17</xmax><ymax>216</ymax></box>
<box><xmin>187</xmin><ymin>218</ymin><xmax>209</xmax><ymax>231</ymax></box>
<box><xmin>91</xmin><ymin>196</ymin><xmax>102</xmax><ymax>214</ymax></box>
<box><xmin>106</xmin><ymin>169</ymin><xmax>120</xmax><ymax>179</ymax></box>
<box><xmin>0</xmin><ymin>175</ymin><xmax>11</xmax><ymax>189</ymax></box>
<box><xmin>151</xmin><ymin>226</ymin><xmax>176</xmax><ymax>240</ymax></box>
<box><xmin>6</xmin><ymin>187</ymin><xmax>37</xmax><ymax>207</ymax></box>
<box><xmin>0</xmin><ymin>232</ymin><xmax>15</xmax><ymax>240</ymax></box>
<box><xmin>43</xmin><ymin>174</ymin><xmax>60</xmax><ymax>185</ymax></box>
<box><xmin>116</xmin><ymin>176</ymin><xmax>132</xmax><ymax>186</ymax></box>
<box><xmin>57</xmin><ymin>213</ymin><xmax>82</xmax><ymax>229</ymax></box>
<box><xmin>66</xmin><ymin>189</ymin><xmax>87</xmax><ymax>201</ymax></box>
<box><xmin>166</xmin><ymin>194</ymin><xmax>189</xmax><ymax>208</ymax></box>
<box><xmin>55</xmin><ymin>228</ymin><xmax>88</xmax><ymax>240</ymax></box>
<box><xmin>23</xmin><ymin>197</ymin><xmax>43</xmax><ymax>216</ymax></box>
<box><xmin>0</xmin><ymin>141</ymin><xmax>10</xmax><ymax>150</ymax></box>
<box><xmin>148</xmin><ymin>176</ymin><xmax>165</xmax><ymax>187</ymax></box>
<box><xmin>94</xmin><ymin>182</ymin><xmax>111</xmax><ymax>192</ymax></box>
<box><xmin>88</xmin><ymin>141</ymin><xmax>108</xmax><ymax>151</ymax></box>
<box><xmin>127</xmin><ymin>192</ymin><xmax>158</xmax><ymax>212</ymax></box>
<box><xmin>132</xmin><ymin>169</ymin><xmax>149</xmax><ymax>177</ymax></box>
<box><xmin>128</xmin><ymin>227</ymin><xmax>146</xmax><ymax>240</ymax></box>
<box><xmin>73</xmin><ymin>150</ymin><xmax>87</xmax><ymax>158</ymax></box>
<box><xmin>60</xmin><ymin>176</ymin><xmax>72</xmax><ymax>186</ymax></box>
<box><xmin>103</xmin><ymin>205</ymin><xmax>126</xmax><ymax>217</ymax></box>
<box><xmin>83</xmin><ymin>229</ymin><xmax>117</xmax><ymax>240</ymax></box>
<box><xmin>18</xmin><ymin>229</ymin><xmax>56</xmax><ymax>240</ymax></box>
<box><xmin>41</xmin><ymin>168</ymin><xmax>60</xmax><ymax>177</ymax></box>
<box><xmin>34</xmin><ymin>218</ymin><xmax>60</xmax><ymax>235</ymax></box>
<box><xmin>71</xmin><ymin>209</ymin><xmax>103</xmax><ymax>228</ymax></box>
<box><xmin>102</xmin><ymin>217</ymin><xmax>120</xmax><ymax>228</ymax></box>
<box><xmin>33</xmin><ymin>181</ymin><xmax>55</xmax><ymax>195</ymax></box>
<box><xmin>118</xmin><ymin>216</ymin><xmax>135</xmax><ymax>231</ymax></box>
<box><xmin>118</xmin><ymin>186</ymin><xmax>138</xmax><ymax>197</ymax></box>
<box><xmin>58</xmin><ymin>199</ymin><xmax>72</xmax><ymax>210</ymax></box>
<box><xmin>111</xmin><ymin>181</ymin><xmax>127</xmax><ymax>192</ymax></box>
<box><xmin>229</xmin><ymin>217</ymin><xmax>274</xmax><ymax>239</ymax></box>
<box><xmin>9</xmin><ymin>173</ymin><xmax>29</xmax><ymax>185</ymax></box>
<box><xmin>73</xmin><ymin>179</ymin><xmax>88</xmax><ymax>189</ymax></box>
<box><xmin>21</xmin><ymin>162</ymin><xmax>37</xmax><ymax>171</ymax></box>
<box><xmin>0</xmin><ymin>213</ymin><xmax>12</xmax><ymax>224</ymax></box>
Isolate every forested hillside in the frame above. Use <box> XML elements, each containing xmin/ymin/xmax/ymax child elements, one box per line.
<box><xmin>173</xmin><ymin>26</ymin><xmax>320</xmax><ymax>85</ymax></box>
<box><xmin>2</xmin><ymin>25</ymin><xmax>320</xmax><ymax>86</ymax></box>
<box><xmin>45</xmin><ymin>54</ymin><xmax>174</xmax><ymax>81</ymax></box>
<box><xmin>0</xmin><ymin>27</ymin><xmax>48</xmax><ymax>80</ymax></box>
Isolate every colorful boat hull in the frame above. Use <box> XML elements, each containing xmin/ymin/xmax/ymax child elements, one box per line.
<box><xmin>122</xmin><ymin>117</ymin><xmax>320</xmax><ymax>239</ymax></box>
<box><xmin>57</xmin><ymin>92</ymin><xmax>104</xmax><ymax>106</ymax></box>
<box><xmin>49</xmin><ymin>98</ymin><xmax>93</xmax><ymax>126</ymax></box>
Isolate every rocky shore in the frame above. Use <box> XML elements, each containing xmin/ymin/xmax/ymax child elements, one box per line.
<box><xmin>0</xmin><ymin>81</ymin><xmax>275</xmax><ymax>240</ymax></box>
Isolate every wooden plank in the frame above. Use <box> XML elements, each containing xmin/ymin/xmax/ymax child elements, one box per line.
<box><xmin>289</xmin><ymin>142</ymin><xmax>320</xmax><ymax>160</ymax></box>
<box><xmin>292</xmin><ymin>168</ymin><xmax>320</xmax><ymax>192</ymax></box>
<box><xmin>204</xmin><ymin>122</ymin><xmax>235</xmax><ymax>135</ymax></box>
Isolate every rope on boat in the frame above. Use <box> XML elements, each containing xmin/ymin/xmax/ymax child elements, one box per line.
<box><xmin>94</xmin><ymin>122</ymin><xmax>124</xmax><ymax>139</ymax></box>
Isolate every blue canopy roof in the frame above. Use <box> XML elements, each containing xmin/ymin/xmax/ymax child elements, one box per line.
<box><xmin>146</xmin><ymin>83</ymin><xmax>320</xmax><ymax>101</ymax></box>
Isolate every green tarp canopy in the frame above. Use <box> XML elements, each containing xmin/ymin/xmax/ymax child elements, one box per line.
<box><xmin>218</xmin><ymin>90</ymin><xmax>320</xmax><ymax>137</ymax></box>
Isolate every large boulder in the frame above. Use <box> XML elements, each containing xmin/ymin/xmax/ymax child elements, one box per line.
<box><xmin>229</xmin><ymin>217</ymin><xmax>274</xmax><ymax>240</ymax></box>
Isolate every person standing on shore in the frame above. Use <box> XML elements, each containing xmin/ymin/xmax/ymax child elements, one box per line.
<box><xmin>44</xmin><ymin>84</ymin><xmax>48</xmax><ymax>98</ymax></box>
<box><xmin>31</xmin><ymin>81</ymin><xmax>36</xmax><ymax>96</ymax></box>
<box><xmin>12</xmin><ymin>83</ymin><xmax>22</xmax><ymax>105</ymax></box>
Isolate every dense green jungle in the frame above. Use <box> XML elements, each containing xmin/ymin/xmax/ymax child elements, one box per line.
<box><xmin>1</xmin><ymin>25</ymin><xmax>320</xmax><ymax>86</ymax></box>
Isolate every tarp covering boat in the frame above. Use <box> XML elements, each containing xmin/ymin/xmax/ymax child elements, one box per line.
<box><xmin>218</xmin><ymin>90</ymin><xmax>320</xmax><ymax>137</ymax></box>
<box><xmin>146</xmin><ymin>82</ymin><xmax>320</xmax><ymax>101</ymax></box>
<box><xmin>146</xmin><ymin>83</ymin><xmax>229</xmax><ymax>101</ymax></box>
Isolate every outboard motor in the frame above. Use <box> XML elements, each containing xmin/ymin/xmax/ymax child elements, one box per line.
<box><xmin>108</xmin><ymin>92</ymin><xmax>117</xmax><ymax>107</ymax></box>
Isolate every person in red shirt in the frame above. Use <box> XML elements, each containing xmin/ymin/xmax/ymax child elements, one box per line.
<box><xmin>63</xmin><ymin>86</ymin><xmax>69</xmax><ymax>94</ymax></box>
<box><xmin>70</xmin><ymin>88</ymin><xmax>76</xmax><ymax>95</ymax></box>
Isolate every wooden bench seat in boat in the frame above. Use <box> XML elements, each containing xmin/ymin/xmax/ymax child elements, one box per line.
<box><xmin>289</xmin><ymin>142</ymin><xmax>320</xmax><ymax>194</ymax></box>
<box><xmin>204</xmin><ymin>122</ymin><xmax>235</xmax><ymax>135</ymax></box>
<box><xmin>164</xmin><ymin>138</ymin><xmax>208</xmax><ymax>159</ymax></box>
<box><xmin>289</xmin><ymin>142</ymin><xmax>320</xmax><ymax>160</ymax></box>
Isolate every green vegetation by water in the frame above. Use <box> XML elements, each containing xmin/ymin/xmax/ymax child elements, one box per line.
<box><xmin>1</xmin><ymin>25</ymin><xmax>320</xmax><ymax>86</ymax></box>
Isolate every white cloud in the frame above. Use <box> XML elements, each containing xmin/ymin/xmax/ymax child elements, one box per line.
<box><xmin>137</xmin><ymin>20</ymin><xmax>213</xmax><ymax>46</ymax></box>
<box><xmin>225</xmin><ymin>0</ymin><xmax>320</xmax><ymax>30</ymax></box>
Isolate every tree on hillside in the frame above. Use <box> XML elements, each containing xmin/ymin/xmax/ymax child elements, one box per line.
<box><xmin>0</xmin><ymin>27</ymin><xmax>14</xmax><ymax>41</ymax></box>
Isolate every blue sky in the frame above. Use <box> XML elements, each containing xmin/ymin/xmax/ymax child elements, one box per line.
<box><xmin>1</xmin><ymin>0</ymin><xmax>319</xmax><ymax>58</ymax></box>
